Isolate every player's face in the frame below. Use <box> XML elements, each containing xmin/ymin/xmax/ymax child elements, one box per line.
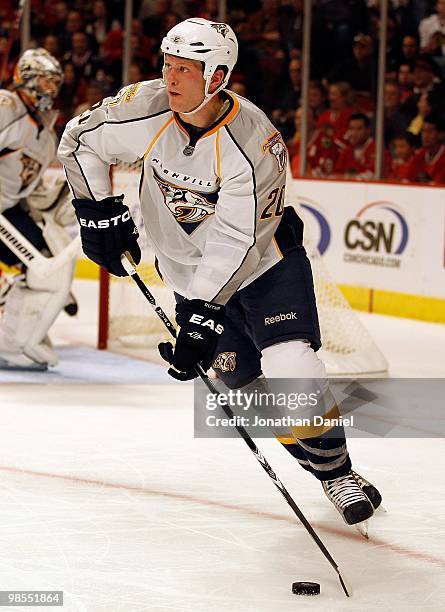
<box><xmin>37</xmin><ymin>75</ymin><xmax>62</xmax><ymax>98</ymax></box>
<box><xmin>163</xmin><ymin>55</ymin><xmax>206</xmax><ymax>113</ymax></box>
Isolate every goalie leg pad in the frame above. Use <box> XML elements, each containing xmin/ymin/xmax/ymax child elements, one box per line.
<box><xmin>0</xmin><ymin>256</ymin><xmax>75</xmax><ymax>367</ymax></box>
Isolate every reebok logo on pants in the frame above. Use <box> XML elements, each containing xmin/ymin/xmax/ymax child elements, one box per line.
<box><xmin>264</xmin><ymin>312</ymin><xmax>297</xmax><ymax>325</ymax></box>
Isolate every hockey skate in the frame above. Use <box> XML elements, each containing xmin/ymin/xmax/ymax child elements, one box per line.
<box><xmin>0</xmin><ymin>332</ymin><xmax>57</xmax><ymax>371</ymax></box>
<box><xmin>0</xmin><ymin>349</ymin><xmax>48</xmax><ymax>371</ymax></box>
<box><xmin>351</xmin><ymin>470</ymin><xmax>383</xmax><ymax>512</ymax></box>
<box><xmin>322</xmin><ymin>471</ymin><xmax>374</xmax><ymax>538</ymax></box>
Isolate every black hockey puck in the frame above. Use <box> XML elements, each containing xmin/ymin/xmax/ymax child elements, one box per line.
<box><xmin>292</xmin><ymin>581</ymin><xmax>320</xmax><ymax>596</ymax></box>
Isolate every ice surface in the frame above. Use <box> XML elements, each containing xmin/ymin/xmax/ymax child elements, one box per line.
<box><xmin>0</xmin><ymin>280</ymin><xmax>444</xmax><ymax>611</ymax></box>
<box><xmin>0</xmin><ymin>386</ymin><xmax>444</xmax><ymax>611</ymax></box>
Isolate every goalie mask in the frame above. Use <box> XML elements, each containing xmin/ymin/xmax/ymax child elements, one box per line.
<box><xmin>13</xmin><ymin>48</ymin><xmax>63</xmax><ymax>112</ymax></box>
<box><xmin>161</xmin><ymin>17</ymin><xmax>238</xmax><ymax>115</ymax></box>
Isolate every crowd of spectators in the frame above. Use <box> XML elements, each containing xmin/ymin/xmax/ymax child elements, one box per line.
<box><xmin>1</xmin><ymin>0</ymin><xmax>445</xmax><ymax>183</ymax></box>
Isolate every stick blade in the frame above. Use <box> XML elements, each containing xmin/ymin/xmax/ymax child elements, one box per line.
<box><xmin>338</xmin><ymin>569</ymin><xmax>352</xmax><ymax>597</ymax></box>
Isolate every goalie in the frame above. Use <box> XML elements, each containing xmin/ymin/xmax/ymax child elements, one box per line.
<box><xmin>0</xmin><ymin>49</ymin><xmax>76</xmax><ymax>370</ymax></box>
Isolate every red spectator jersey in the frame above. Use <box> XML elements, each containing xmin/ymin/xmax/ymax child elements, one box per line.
<box><xmin>290</xmin><ymin>129</ymin><xmax>345</xmax><ymax>177</ymax></box>
<box><xmin>388</xmin><ymin>155</ymin><xmax>423</xmax><ymax>182</ymax></box>
<box><xmin>307</xmin><ymin>129</ymin><xmax>346</xmax><ymax>177</ymax></box>
<box><xmin>411</xmin><ymin>145</ymin><xmax>445</xmax><ymax>184</ymax></box>
<box><xmin>335</xmin><ymin>138</ymin><xmax>390</xmax><ymax>180</ymax></box>
<box><xmin>316</xmin><ymin>108</ymin><xmax>354</xmax><ymax>140</ymax></box>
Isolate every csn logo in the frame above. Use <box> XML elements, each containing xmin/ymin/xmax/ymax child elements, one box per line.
<box><xmin>344</xmin><ymin>201</ymin><xmax>409</xmax><ymax>268</ymax></box>
<box><xmin>299</xmin><ymin>201</ymin><xmax>331</xmax><ymax>255</ymax></box>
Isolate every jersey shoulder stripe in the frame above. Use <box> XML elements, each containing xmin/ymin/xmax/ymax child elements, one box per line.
<box><xmin>66</xmin><ymin>79</ymin><xmax>170</xmax><ymax>152</ymax></box>
<box><xmin>106</xmin><ymin>78</ymin><xmax>169</xmax><ymax>122</ymax></box>
<box><xmin>74</xmin><ymin>107</ymin><xmax>171</xmax><ymax>153</ymax></box>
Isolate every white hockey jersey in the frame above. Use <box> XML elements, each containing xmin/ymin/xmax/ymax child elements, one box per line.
<box><xmin>0</xmin><ymin>90</ymin><xmax>58</xmax><ymax>212</ymax></box>
<box><xmin>58</xmin><ymin>79</ymin><xmax>288</xmax><ymax>304</ymax></box>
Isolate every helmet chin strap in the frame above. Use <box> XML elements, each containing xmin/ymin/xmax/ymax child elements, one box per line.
<box><xmin>180</xmin><ymin>88</ymin><xmax>219</xmax><ymax>116</ymax></box>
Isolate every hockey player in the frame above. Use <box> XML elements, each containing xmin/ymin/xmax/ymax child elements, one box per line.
<box><xmin>0</xmin><ymin>48</ymin><xmax>77</xmax><ymax>370</ymax></box>
<box><xmin>59</xmin><ymin>18</ymin><xmax>381</xmax><ymax>528</ymax></box>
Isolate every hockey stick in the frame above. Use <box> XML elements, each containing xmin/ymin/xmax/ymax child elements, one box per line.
<box><xmin>0</xmin><ymin>212</ymin><xmax>80</xmax><ymax>276</ymax></box>
<box><xmin>121</xmin><ymin>253</ymin><xmax>351</xmax><ymax>598</ymax></box>
<box><xmin>0</xmin><ymin>0</ymin><xmax>27</xmax><ymax>87</ymax></box>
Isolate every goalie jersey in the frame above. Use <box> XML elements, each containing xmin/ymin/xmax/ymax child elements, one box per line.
<box><xmin>58</xmin><ymin>79</ymin><xmax>288</xmax><ymax>304</ymax></box>
<box><xmin>0</xmin><ymin>90</ymin><xmax>57</xmax><ymax>212</ymax></box>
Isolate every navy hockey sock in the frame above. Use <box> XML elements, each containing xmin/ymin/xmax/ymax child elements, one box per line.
<box><xmin>280</xmin><ymin>427</ymin><xmax>352</xmax><ymax>481</ymax></box>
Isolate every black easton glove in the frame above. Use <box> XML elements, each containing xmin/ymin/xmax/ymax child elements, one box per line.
<box><xmin>73</xmin><ymin>195</ymin><xmax>141</xmax><ymax>276</ymax></box>
<box><xmin>158</xmin><ymin>299</ymin><xmax>225</xmax><ymax>381</ymax></box>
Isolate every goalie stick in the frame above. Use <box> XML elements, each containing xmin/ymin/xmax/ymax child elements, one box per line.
<box><xmin>120</xmin><ymin>253</ymin><xmax>351</xmax><ymax>598</ymax></box>
<box><xmin>0</xmin><ymin>212</ymin><xmax>80</xmax><ymax>277</ymax></box>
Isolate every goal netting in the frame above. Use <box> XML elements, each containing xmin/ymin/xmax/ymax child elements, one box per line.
<box><xmin>99</xmin><ymin>161</ymin><xmax>388</xmax><ymax>375</ymax></box>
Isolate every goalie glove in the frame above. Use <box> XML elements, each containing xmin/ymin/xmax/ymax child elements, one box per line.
<box><xmin>73</xmin><ymin>195</ymin><xmax>141</xmax><ymax>276</ymax></box>
<box><xmin>158</xmin><ymin>299</ymin><xmax>225</xmax><ymax>381</ymax></box>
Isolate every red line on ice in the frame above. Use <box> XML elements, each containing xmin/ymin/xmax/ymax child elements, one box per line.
<box><xmin>1</xmin><ymin>464</ymin><xmax>444</xmax><ymax>569</ymax></box>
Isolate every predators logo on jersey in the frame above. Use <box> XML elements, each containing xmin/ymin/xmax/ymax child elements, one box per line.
<box><xmin>20</xmin><ymin>153</ymin><xmax>41</xmax><ymax>190</ymax></box>
<box><xmin>212</xmin><ymin>351</ymin><xmax>237</xmax><ymax>372</ymax></box>
<box><xmin>262</xmin><ymin>131</ymin><xmax>287</xmax><ymax>173</ymax></box>
<box><xmin>154</xmin><ymin>171</ymin><xmax>218</xmax><ymax>235</ymax></box>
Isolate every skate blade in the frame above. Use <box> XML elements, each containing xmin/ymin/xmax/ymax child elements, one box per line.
<box><xmin>0</xmin><ymin>357</ymin><xmax>47</xmax><ymax>372</ymax></box>
<box><xmin>354</xmin><ymin>520</ymin><xmax>369</xmax><ymax>539</ymax></box>
<box><xmin>375</xmin><ymin>503</ymin><xmax>387</xmax><ymax>514</ymax></box>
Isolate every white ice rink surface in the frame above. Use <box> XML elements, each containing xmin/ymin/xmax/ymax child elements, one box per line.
<box><xmin>1</xmin><ymin>280</ymin><xmax>445</xmax><ymax>611</ymax></box>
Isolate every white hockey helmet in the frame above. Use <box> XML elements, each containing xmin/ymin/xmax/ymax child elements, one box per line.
<box><xmin>161</xmin><ymin>17</ymin><xmax>238</xmax><ymax>114</ymax></box>
<box><xmin>14</xmin><ymin>48</ymin><xmax>63</xmax><ymax>112</ymax></box>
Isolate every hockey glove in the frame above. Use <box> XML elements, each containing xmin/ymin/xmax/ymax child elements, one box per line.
<box><xmin>73</xmin><ymin>195</ymin><xmax>141</xmax><ymax>276</ymax></box>
<box><xmin>158</xmin><ymin>299</ymin><xmax>225</xmax><ymax>380</ymax></box>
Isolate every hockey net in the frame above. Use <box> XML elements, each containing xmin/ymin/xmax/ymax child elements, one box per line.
<box><xmin>99</xmin><ymin>161</ymin><xmax>388</xmax><ymax>375</ymax></box>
